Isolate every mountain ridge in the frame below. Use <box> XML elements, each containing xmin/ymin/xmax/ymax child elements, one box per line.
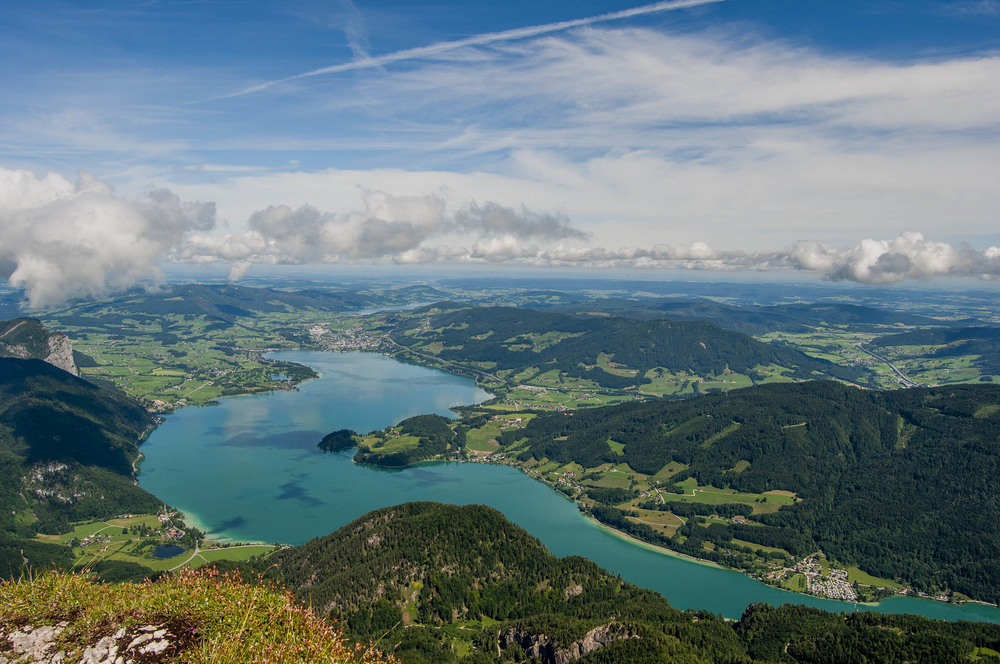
<box><xmin>0</xmin><ymin>318</ymin><xmax>78</xmax><ymax>375</ymax></box>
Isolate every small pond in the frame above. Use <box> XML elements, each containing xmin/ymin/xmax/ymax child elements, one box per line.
<box><xmin>152</xmin><ymin>544</ymin><xmax>185</xmax><ymax>559</ymax></box>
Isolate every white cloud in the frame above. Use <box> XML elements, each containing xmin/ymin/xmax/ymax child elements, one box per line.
<box><xmin>0</xmin><ymin>167</ymin><xmax>214</xmax><ymax>307</ymax></box>
<box><xmin>142</xmin><ymin>22</ymin><xmax>1000</xmax><ymax>253</ymax></box>
<box><xmin>945</xmin><ymin>1</ymin><xmax>1000</xmax><ymax>16</ymax></box>
<box><xmin>215</xmin><ymin>0</ymin><xmax>723</xmax><ymax>100</ymax></box>
<box><xmin>4</xmin><ymin>9</ymin><xmax>1000</xmax><ymax>296</ymax></box>
<box><xmin>170</xmin><ymin>185</ymin><xmax>1000</xmax><ymax>285</ymax></box>
<box><xmin>176</xmin><ymin>188</ymin><xmax>590</xmax><ymax>268</ymax></box>
<box><xmin>183</xmin><ymin>164</ymin><xmax>270</xmax><ymax>173</ymax></box>
<box><xmin>2</xmin><ymin>167</ymin><xmax>997</xmax><ymax>302</ymax></box>
<box><xmin>361</xmin><ymin>26</ymin><xmax>1000</xmax><ymax>137</ymax></box>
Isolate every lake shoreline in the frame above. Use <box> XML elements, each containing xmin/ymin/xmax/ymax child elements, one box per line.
<box><xmin>137</xmin><ymin>349</ymin><xmax>1000</xmax><ymax>624</ymax></box>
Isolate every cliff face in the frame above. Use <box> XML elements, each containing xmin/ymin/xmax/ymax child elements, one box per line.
<box><xmin>0</xmin><ymin>318</ymin><xmax>77</xmax><ymax>376</ymax></box>
<box><xmin>498</xmin><ymin>623</ymin><xmax>639</xmax><ymax>664</ymax></box>
<box><xmin>45</xmin><ymin>332</ymin><xmax>78</xmax><ymax>376</ymax></box>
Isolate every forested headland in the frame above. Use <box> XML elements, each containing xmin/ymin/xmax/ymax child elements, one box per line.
<box><xmin>501</xmin><ymin>381</ymin><xmax>1000</xmax><ymax>602</ymax></box>
<box><xmin>219</xmin><ymin>502</ymin><xmax>1000</xmax><ymax>664</ymax></box>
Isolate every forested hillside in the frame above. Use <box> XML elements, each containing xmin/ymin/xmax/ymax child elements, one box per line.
<box><xmin>539</xmin><ymin>299</ymin><xmax>959</xmax><ymax>335</ymax></box>
<box><xmin>0</xmin><ymin>356</ymin><xmax>162</xmax><ymax>572</ymax></box>
<box><xmin>502</xmin><ymin>381</ymin><xmax>1000</xmax><ymax>601</ymax></box>
<box><xmin>0</xmin><ymin>317</ymin><xmax>79</xmax><ymax>375</ymax></box>
<box><xmin>389</xmin><ymin>304</ymin><xmax>866</xmax><ymax>389</ymax></box>
<box><xmin>54</xmin><ymin>283</ymin><xmax>446</xmax><ymax>325</ymax></box>
<box><xmin>228</xmin><ymin>502</ymin><xmax>1000</xmax><ymax>664</ymax></box>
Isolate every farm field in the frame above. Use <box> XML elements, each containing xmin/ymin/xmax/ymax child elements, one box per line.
<box><xmin>34</xmin><ymin>514</ymin><xmax>278</xmax><ymax>573</ymax></box>
<box><xmin>38</xmin><ymin>286</ymin><xmax>998</xmax><ymax>418</ymax></box>
<box><xmin>42</xmin><ymin>308</ymin><xmax>329</xmax><ymax>409</ymax></box>
<box><xmin>759</xmin><ymin>328</ymin><xmax>999</xmax><ymax>388</ymax></box>
<box><xmin>659</xmin><ymin>478</ymin><xmax>798</xmax><ymax>514</ymax></box>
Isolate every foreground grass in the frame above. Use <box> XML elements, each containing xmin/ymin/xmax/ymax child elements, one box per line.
<box><xmin>0</xmin><ymin>569</ymin><xmax>393</xmax><ymax>664</ymax></box>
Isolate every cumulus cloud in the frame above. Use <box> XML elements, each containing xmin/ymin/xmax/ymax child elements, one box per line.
<box><xmin>3</xmin><ymin>168</ymin><xmax>997</xmax><ymax>303</ymax></box>
<box><xmin>787</xmin><ymin>233</ymin><xmax>1000</xmax><ymax>284</ymax></box>
<box><xmin>181</xmin><ymin>189</ymin><xmax>590</xmax><ymax>267</ymax></box>
<box><xmin>190</xmin><ymin>189</ymin><xmax>999</xmax><ymax>284</ymax></box>
<box><xmin>514</xmin><ymin>232</ymin><xmax>1000</xmax><ymax>284</ymax></box>
<box><xmin>455</xmin><ymin>202</ymin><xmax>588</xmax><ymax>241</ymax></box>
<box><xmin>372</xmin><ymin>231</ymin><xmax>998</xmax><ymax>286</ymax></box>
<box><xmin>0</xmin><ymin>167</ymin><xmax>214</xmax><ymax>307</ymax></box>
<box><xmin>228</xmin><ymin>260</ymin><xmax>254</xmax><ymax>282</ymax></box>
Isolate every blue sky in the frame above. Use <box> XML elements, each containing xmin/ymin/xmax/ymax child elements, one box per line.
<box><xmin>1</xmin><ymin>0</ymin><xmax>999</xmax><ymax>304</ymax></box>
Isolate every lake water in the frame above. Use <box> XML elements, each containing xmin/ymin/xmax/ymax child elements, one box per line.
<box><xmin>139</xmin><ymin>350</ymin><xmax>1000</xmax><ymax>623</ymax></box>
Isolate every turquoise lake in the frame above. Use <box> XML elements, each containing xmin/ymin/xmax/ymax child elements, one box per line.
<box><xmin>139</xmin><ymin>350</ymin><xmax>1000</xmax><ymax>623</ymax></box>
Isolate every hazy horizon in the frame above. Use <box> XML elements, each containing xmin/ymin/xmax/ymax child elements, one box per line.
<box><xmin>2</xmin><ymin>1</ymin><xmax>999</xmax><ymax>306</ymax></box>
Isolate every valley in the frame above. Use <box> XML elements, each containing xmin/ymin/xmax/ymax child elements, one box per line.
<box><xmin>3</xmin><ymin>278</ymin><xmax>1000</xmax><ymax>663</ymax></box>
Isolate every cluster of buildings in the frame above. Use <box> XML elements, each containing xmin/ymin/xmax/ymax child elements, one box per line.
<box><xmin>806</xmin><ymin>570</ymin><xmax>858</xmax><ymax>602</ymax></box>
<box><xmin>77</xmin><ymin>532</ymin><xmax>112</xmax><ymax>548</ymax></box>
<box><xmin>507</xmin><ymin>399</ymin><xmax>570</xmax><ymax>411</ymax></box>
<box><xmin>320</xmin><ymin>327</ymin><xmax>387</xmax><ymax>352</ymax></box>
<box><xmin>156</xmin><ymin>511</ymin><xmax>186</xmax><ymax>540</ymax></box>
<box><xmin>488</xmin><ymin>415</ymin><xmax>523</xmax><ymax>429</ymax></box>
<box><xmin>768</xmin><ymin>555</ymin><xmax>858</xmax><ymax>602</ymax></box>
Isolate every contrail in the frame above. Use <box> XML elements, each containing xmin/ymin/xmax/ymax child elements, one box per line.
<box><xmin>212</xmin><ymin>0</ymin><xmax>723</xmax><ymax>101</ymax></box>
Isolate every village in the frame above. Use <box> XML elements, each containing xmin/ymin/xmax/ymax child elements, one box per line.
<box><xmin>765</xmin><ymin>555</ymin><xmax>859</xmax><ymax>602</ymax></box>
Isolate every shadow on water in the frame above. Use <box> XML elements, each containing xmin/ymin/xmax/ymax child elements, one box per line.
<box><xmin>277</xmin><ymin>481</ymin><xmax>326</xmax><ymax>506</ymax></box>
<box><xmin>217</xmin><ymin>516</ymin><xmax>247</xmax><ymax>530</ymax></box>
<box><xmin>139</xmin><ymin>351</ymin><xmax>1000</xmax><ymax>624</ymax></box>
<box><xmin>223</xmin><ymin>430</ymin><xmax>324</xmax><ymax>450</ymax></box>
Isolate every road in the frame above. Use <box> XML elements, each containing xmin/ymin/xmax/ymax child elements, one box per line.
<box><xmin>856</xmin><ymin>344</ymin><xmax>919</xmax><ymax>388</ymax></box>
<box><xmin>379</xmin><ymin>335</ymin><xmax>504</xmax><ymax>384</ymax></box>
<box><xmin>169</xmin><ymin>542</ymin><xmax>276</xmax><ymax>571</ymax></box>
<box><xmin>170</xmin><ymin>541</ymin><xmax>202</xmax><ymax>571</ymax></box>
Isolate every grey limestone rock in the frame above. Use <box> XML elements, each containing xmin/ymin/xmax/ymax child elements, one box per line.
<box><xmin>44</xmin><ymin>333</ymin><xmax>78</xmax><ymax>376</ymax></box>
<box><xmin>1</xmin><ymin>622</ymin><xmax>191</xmax><ymax>664</ymax></box>
<box><xmin>498</xmin><ymin>622</ymin><xmax>639</xmax><ymax>664</ymax></box>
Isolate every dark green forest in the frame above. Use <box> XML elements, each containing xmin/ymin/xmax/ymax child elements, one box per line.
<box><xmin>0</xmin><ymin>317</ymin><xmax>59</xmax><ymax>359</ymax></box>
<box><xmin>501</xmin><ymin>381</ymin><xmax>1000</xmax><ymax>601</ymax></box>
<box><xmin>353</xmin><ymin>414</ymin><xmax>461</xmax><ymax>466</ymax></box>
<box><xmin>0</xmin><ymin>356</ymin><xmax>163</xmax><ymax>572</ymax></box>
<box><xmin>389</xmin><ymin>305</ymin><xmax>867</xmax><ymax>388</ymax></box>
<box><xmin>536</xmin><ymin>299</ymin><xmax>958</xmax><ymax>335</ymax></box>
<box><xmin>223</xmin><ymin>502</ymin><xmax>1000</xmax><ymax>664</ymax></box>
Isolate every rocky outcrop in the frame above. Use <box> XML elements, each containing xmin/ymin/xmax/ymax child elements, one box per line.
<box><xmin>498</xmin><ymin>622</ymin><xmax>639</xmax><ymax>664</ymax></box>
<box><xmin>45</xmin><ymin>333</ymin><xmax>78</xmax><ymax>376</ymax></box>
<box><xmin>0</xmin><ymin>620</ymin><xmax>197</xmax><ymax>664</ymax></box>
<box><xmin>0</xmin><ymin>318</ymin><xmax>77</xmax><ymax>376</ymax></box>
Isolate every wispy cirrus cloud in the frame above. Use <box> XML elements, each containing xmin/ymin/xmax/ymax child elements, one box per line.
<box><xmin>368</xmin><ymin>26</ymin><xmax>1000</xmax><ymax>137</ymax></box>
<box><xmin>182</xmin><ymin>164</ymin><xmax>270</xmax><ymax>173</ymax></box>
<box><xmin>943</xmin><ymin>1</ymin><xmax>1000</xmax><ymax>16</ymax></box>
<box><xmin>4</xmin><ymin>2</ymin><xmax>1000</xmax><ymax>299</ymax></box>
<box><xmin>210</xmin><ymin>0</ymin><xmax>723</xmax><ymax>100</ymax></box>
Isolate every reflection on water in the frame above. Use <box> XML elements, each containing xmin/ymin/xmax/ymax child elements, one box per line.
<box><xmin>139</xmin><ymin>351</ymin><xmax>1000</xmax><ymax>624</ymax></box>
